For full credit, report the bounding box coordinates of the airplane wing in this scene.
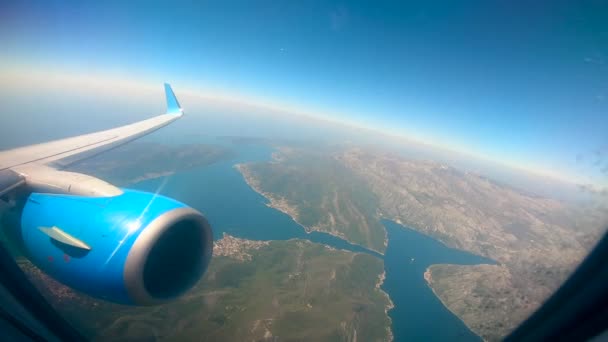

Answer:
[0,83,183,196]
[0,83,214,308]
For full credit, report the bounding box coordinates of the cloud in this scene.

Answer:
[329,6,349,31]
[573,146,608,186]
[577,183,608,197]
[578,146,608,166]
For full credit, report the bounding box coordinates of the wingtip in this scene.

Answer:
[164,83,183,115]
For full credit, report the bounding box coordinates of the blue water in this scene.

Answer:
[134,139,492,341]
[383,220,494,341]
[135,143,376,256]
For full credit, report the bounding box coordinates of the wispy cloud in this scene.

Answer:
[573,145,608,188]
[577,183,608,197]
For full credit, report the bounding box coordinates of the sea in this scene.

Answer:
[134,137,493,341]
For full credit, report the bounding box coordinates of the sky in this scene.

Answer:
[1,1,607,187]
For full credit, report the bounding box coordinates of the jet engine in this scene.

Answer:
[14,188,212,305]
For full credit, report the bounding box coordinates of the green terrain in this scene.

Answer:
[22,236,392,341]
[238,147,387,254]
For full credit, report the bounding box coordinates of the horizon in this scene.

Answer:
[2,1,606,188]
[1,65,604,201]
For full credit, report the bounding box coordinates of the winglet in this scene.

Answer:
[164,83,183,115]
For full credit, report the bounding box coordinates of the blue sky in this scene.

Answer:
[1,1,607,185]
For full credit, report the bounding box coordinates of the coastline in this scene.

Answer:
[424,267,432,284]
[376,270,395,342]
[235,163,307,228]
[235,163,385,255]
[129,171,175,184]
[236,162,394,340]
[424,266,485,342]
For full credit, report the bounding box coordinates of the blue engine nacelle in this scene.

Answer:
[17,189,213,305]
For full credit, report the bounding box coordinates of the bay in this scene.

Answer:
[134,139,492,341]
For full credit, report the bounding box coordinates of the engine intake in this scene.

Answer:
[124,207,210,304]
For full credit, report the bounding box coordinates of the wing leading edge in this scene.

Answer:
[0,84,183,171]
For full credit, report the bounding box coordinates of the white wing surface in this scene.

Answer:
[0,83,184,196]
[0,83,183,171]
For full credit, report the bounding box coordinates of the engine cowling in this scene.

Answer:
[17,189,213,305]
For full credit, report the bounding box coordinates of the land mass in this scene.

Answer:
[236,145,607,340]
[339,147,606,340]
[21,234,393,341]
[237,147,387,254]
[67,142,235,185]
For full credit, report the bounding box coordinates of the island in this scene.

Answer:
[20,234,393,341]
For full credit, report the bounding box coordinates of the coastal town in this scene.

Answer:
[213,233,270,262]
